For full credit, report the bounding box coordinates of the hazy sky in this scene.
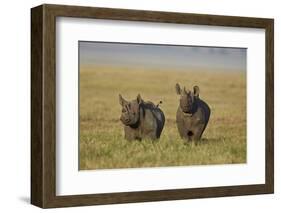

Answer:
[79,41,246,71]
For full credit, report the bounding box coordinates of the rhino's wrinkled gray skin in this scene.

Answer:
[119,94,165,141]
[175,83,210,141]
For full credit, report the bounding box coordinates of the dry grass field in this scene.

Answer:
[79,65,246,170]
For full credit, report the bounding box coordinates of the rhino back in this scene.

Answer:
[151,107,165,137]
[141,104,165,138]
[196,98,211,124]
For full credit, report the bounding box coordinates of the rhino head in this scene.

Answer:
[119,94,143,126]
[175,83,200,114]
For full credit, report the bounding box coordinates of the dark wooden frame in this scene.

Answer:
[31,4,274,208]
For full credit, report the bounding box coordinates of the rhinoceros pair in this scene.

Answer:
[119,83,211,142]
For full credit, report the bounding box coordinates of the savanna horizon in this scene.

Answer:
[79,64,246,170]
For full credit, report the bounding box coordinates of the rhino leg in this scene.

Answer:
[124,132,135,141]
[186,130,195,141]
[179,128,193,142]
[142,130,158,141]
[191,124,205,141]
[124,126,140,141]
[176,119,187,139]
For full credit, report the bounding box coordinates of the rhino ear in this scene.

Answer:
[175,83,182,95]
[193,86,200,98]
[136,94,143,104]
[119,94,127,106]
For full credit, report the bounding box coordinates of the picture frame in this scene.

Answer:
[31,4,274,208]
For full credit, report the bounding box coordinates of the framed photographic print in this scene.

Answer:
[31,4,274,208]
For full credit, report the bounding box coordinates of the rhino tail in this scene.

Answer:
[156,100,163,108]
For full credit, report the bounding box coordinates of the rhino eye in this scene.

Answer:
[122,108,126,113]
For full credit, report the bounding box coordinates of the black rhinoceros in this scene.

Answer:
[175,83,210,141]
[119,94,165,141]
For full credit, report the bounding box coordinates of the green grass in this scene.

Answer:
[79,65,246,170]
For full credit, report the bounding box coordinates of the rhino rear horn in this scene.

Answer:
[136,94,143,104]
[175,83,182,95]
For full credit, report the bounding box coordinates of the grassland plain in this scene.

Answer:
[79,65,246,170]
